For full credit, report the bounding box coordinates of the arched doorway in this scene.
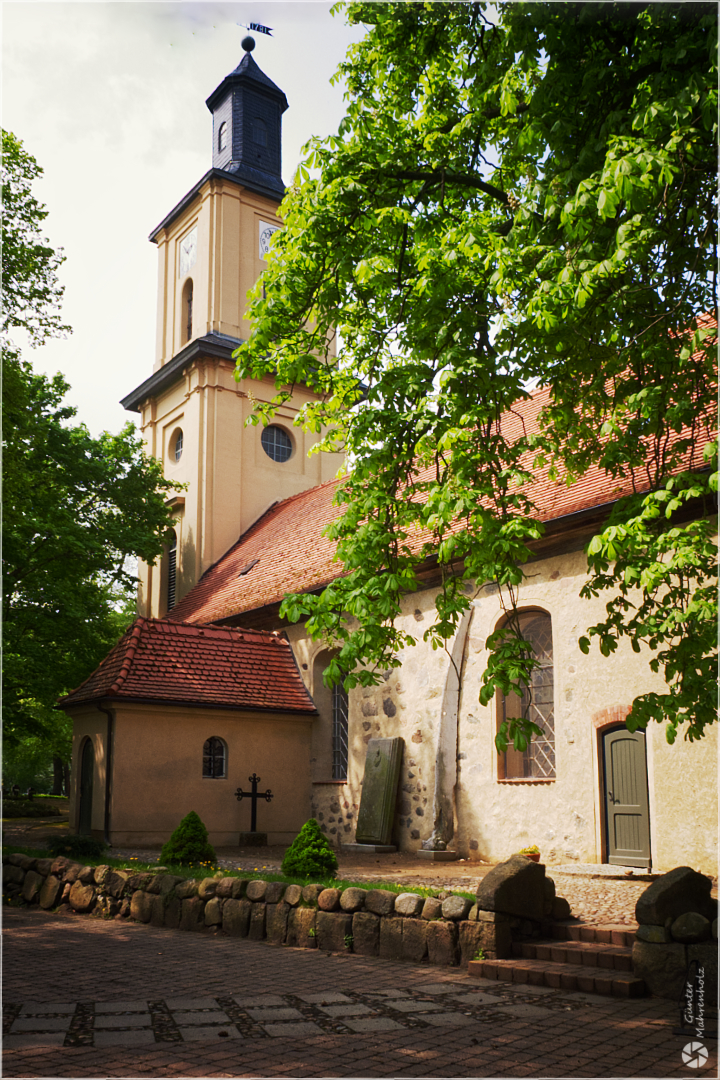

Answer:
[602,726,651,867]
[78,738,94,836]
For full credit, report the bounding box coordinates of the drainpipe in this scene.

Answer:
[422,607,473,851]
[97,703,114,845]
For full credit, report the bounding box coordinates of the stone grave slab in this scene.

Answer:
[354,737,404,847]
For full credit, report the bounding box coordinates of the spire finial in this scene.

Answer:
[241,35,255,53]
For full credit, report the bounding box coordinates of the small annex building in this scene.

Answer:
[62,46,717,877]
[60,619,317,846]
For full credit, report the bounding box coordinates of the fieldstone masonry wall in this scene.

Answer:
[2,853,514,967]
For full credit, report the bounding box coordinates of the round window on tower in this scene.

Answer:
[261,425,293,463]
[171,428,183,463]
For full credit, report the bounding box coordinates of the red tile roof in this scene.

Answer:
[59,618,317,714]
[168,367,715,628]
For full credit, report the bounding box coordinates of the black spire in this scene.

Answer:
[206,53,288,200]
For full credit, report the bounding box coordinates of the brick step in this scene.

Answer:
[468,956,646,998]
[549,921,637,947]
[511,939,633,971]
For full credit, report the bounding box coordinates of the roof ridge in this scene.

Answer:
[109,617,147,694]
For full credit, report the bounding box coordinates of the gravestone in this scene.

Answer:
[353,737,404,850]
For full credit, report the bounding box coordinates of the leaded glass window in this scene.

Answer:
[203,737,226,778]
[332,682,349,781]
[498,611,555,780]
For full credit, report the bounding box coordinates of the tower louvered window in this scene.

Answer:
[332,682,349,781]
[498,611,555,780]
[167,532,177,611]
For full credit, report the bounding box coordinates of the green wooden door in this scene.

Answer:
[603,727,651,867]
[78,739,94,836]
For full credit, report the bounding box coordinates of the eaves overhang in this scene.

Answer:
[59,694,317,717]
[148,167,283,243]
[120,333,242,413]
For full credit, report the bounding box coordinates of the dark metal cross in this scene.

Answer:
[235,773,273,833]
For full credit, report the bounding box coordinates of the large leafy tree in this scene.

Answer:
[2,130,179,774]
[235,3,717,748]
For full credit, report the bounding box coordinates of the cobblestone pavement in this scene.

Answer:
[3,907,717,1079]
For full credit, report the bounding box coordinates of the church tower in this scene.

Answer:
[122,43,342,618]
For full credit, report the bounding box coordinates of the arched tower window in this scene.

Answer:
[182,279,193,343]
[497,611,555,780]
[218,120,227,152]
[203,737,227,778]
[167,531,177,611]
[253,118,267,147]
[332,682,349,781]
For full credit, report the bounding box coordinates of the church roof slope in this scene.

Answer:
[167,373,714,627]
[58,618,317,714]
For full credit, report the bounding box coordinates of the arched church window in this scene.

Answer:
[218,120,227,153]
[261,425,293,462]
[203,737,227,778]
[253,118,267,147]
[332,682,349,781]
[497,610,555,780]
[182,279,193,343]
[167,531,177,611]
[173,430,183,462]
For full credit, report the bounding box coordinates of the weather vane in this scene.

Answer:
[238,21,273,36]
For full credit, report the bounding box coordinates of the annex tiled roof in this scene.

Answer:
[169,363,715,627]
[59,618,316,714]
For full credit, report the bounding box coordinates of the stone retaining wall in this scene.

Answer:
[2,853,515,967]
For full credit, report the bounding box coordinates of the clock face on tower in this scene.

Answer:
[259,220,280,259]
[179,227,197,278]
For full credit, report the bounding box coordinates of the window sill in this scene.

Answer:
[497,777,556,784]
[312,780,347,785]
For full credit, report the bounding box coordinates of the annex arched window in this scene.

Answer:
[218,120,228,153]
[497,610,555,780]
[167,531,177,611]
[332,682,349,781]
[203,737,227,778]
[253,118,267,147]
[260,425,293,463]
[182,278,193,343]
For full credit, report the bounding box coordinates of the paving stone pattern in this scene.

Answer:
[3,908,716,1078]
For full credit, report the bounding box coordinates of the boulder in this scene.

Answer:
[318,888,341,912]
[421,897,443,920]
[636,924,669,944]
[287,907,317,948]
[688,942,718,1006]
[215,877,234,899]
[105,871,131,898]
[179,896,206,932]
[222,898,251,937]
[35,858,54,877]
[93,865,111,886]
[204,897,223,926]
[395,893,424,918]
[130,890,154,923]
[352,912,380,956]
[475,854,546,920]
[265,882,285,904]
[379,917,403,961]
[245,879,267,902]
[316,911,353,952]
[231,878,249,899]
[197,878,217,900]
[442,896,472,921]
[69,880,96,913]
[21,870,44,903]
[427,920,459,966]
[552,897,572,920]
[3,865,25,885]
[283,883,303,907]
[339,888,366,913]
[266,902,290,943]
[671,912,711,944]
[301,884,325,905]
[365,889,396,916]
[248,902,266,940]
[78,865,96,885]
[635,867,714,925]
[632,940,687,999]
[402,918,428,962]
[39,875,63,910]
[175,879,198,900]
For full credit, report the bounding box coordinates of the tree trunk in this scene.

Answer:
[52,756,64,796]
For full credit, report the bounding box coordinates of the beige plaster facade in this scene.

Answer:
[289,544,718,877]
[67,701,313,847]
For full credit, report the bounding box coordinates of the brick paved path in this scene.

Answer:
[3,908,716,1078]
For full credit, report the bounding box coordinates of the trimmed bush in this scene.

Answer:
[281,818,338,878]
[160,810,216,867]
[47,834,107,860]
[2,801,62,819]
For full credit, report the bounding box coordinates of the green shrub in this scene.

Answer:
[160,810,216,867]
[47,834,107,860]
[2,801,62,819]
[281,818,338,878]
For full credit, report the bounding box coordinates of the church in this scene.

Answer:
[61,47,717,877]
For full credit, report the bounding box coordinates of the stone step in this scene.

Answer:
[549,921,637,947]
[468,956,646,998]
[511,939,634,971]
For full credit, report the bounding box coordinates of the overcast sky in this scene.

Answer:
[3,2,364,436]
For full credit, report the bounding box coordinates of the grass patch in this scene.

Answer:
[1,844,475,901]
